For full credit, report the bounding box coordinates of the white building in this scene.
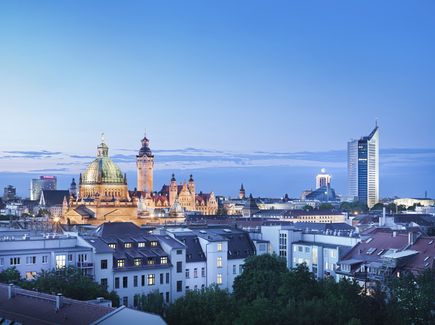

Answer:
[0,228,93,280]
[260,223,360,279]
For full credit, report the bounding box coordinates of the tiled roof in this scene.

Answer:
[41,190,70,206]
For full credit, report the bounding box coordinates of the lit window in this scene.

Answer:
[217,257,223,268]
[117,259,125,268]
[217,243,222,252]
[148,274,155,286]
[217,273,222,285]
[55,255,66,269]
[138,242,145,248]
[150,241,158,247]
[160,257,168,264]
[124,243,132,249]
[108,243,116,249]
[148,258,155,265]
[25,272,36,280]
[134,258,141,266]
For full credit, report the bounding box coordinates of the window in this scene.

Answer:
[147,258,155,265]
[217,243,222,252]
[101,259,108,269]
[166,292,169,303]
[0,258,3,266]
[134,258,141,266]
[25,271,36,280]
[330,250,336,258]
[305,247,310,253]
[42,255,48,264]
[186,286,190,292]
[194,285,198,290]
[68,254,73,262]
[108,243,116,249]
[115,277,120,289]
[10,257,20,266]
[55,255,66,269]
[201,267,205,277]
[124,243,132,249]
[233,265,236,275]
[148,274,155,286]
[176,249,182,255]
[217,257,223,268]
[150,241,158,247]
[138,242,145,248]
[78,254,88,263]
[176,261,182,273]
[134,275,138,287]
[166,273,170,284]
[185,269,190,279]
[176,280,182,292]
[160,257,168,264]
[239,265,243,274]
[26,256,36,265]
[141,275,145,286]
[201,284,205,289]
[194,268,198,278]
[298,246,303,252]
[217,273,222,285]
[123,276,128,288]
[101,278,108,288]
[160,273,164,284]
[122,297,128,306]
[279,233,287,258]
[117,259,125,268]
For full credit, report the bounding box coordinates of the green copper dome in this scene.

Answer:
[81,141,126,185]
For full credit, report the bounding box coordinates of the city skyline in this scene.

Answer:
[1,1,435,198]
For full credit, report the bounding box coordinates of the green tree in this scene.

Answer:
[303,204,314,211]
[166,285,234,325]
[21,267,119,306]
[233,254,288,302]
[0,267,21,284]
[135,290,165,316]
[371,203,384,211]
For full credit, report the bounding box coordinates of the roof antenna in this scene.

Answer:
[101,132,105,143]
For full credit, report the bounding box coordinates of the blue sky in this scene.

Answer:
[0,1,434,198]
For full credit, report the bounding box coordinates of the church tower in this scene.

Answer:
[136,134,154,194]
[169,174,178,206]
[239,183,246,200]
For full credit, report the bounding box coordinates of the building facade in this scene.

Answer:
[348,125,379,208]
[31,176,57,201]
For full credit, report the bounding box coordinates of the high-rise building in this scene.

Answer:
[315,168,331,189]
[347,125,379,208]
[3,185,16,201]
[30,176,57,201]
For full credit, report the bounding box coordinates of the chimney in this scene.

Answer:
[8,284,14,299]
[408,232,418,246]
[55,293,63,311]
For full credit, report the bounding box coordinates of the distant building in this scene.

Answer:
[316,169,331,189]
[2,185,16,202]
[348,125,379,208]
[30,176,57,201]
[39,190,70,217]
[393,197,435,208]
[239,184,246,200]
[304,186,337,202]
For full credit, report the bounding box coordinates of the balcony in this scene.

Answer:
[77,262,94,268]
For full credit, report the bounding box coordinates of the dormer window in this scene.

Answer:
[150,241,158,247]
[148,258,155,265]
[134,258,142,266]
[138,242,146,248]
[108,243,116,249]
[161,257,168,264]
[117,259,125,268]
[124,243,132,249]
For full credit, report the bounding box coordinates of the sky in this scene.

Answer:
[0,1,434,198]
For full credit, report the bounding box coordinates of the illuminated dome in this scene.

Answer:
[81,140,126,185]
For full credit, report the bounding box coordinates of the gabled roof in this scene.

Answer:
[174,233,206,262]
[40,190,70,206]
[96,222,142,237]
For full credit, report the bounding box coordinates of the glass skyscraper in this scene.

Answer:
[347,126,379,208]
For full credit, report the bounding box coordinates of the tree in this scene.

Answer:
[21,267,119,306]
[303,204,314,211]
[319,203,334,211]
[166,285,234,325]
[135,290,165,316]
[371,203,384,211]
[233,254,288,302]
[0,267,21,284]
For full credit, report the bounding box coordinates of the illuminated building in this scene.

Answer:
[30,176,57,201]
[348,125,379,208]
